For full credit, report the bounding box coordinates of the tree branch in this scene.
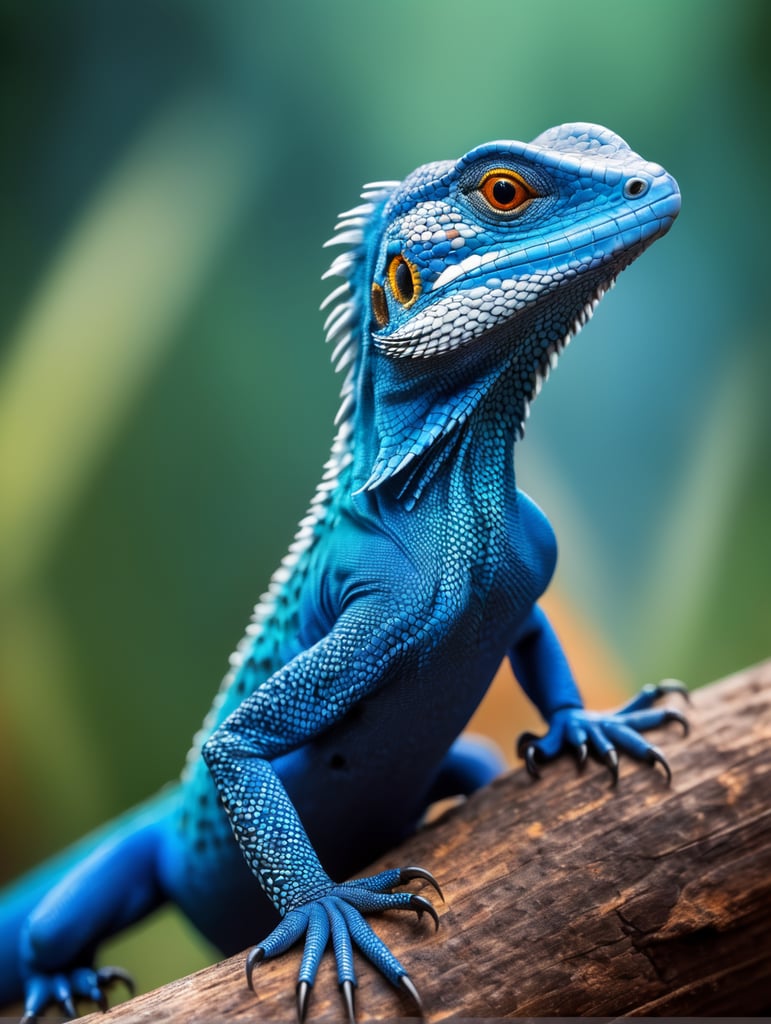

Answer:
[83,661,771,1021]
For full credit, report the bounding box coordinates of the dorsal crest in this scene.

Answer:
[320,181,399,430]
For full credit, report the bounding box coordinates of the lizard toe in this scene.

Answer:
[21,963,134,1021]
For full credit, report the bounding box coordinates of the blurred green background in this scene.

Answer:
[1,0,769,996]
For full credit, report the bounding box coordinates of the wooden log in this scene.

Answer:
[83,661,771,1021]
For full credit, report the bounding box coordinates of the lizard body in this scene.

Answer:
[0,123,682,1021]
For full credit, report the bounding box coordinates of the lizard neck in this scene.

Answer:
[347,302,540,515]
[346,263,617,515]
[349,340,525,524]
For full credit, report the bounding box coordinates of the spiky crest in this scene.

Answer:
[182,182,397,770]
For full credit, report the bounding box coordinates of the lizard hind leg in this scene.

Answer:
[12,790,177,1021]
[423,734,507,808]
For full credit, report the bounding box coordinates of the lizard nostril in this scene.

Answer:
[624,176,649,199]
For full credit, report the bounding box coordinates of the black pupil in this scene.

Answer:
[492,178,517,205]
[394,259,414,301]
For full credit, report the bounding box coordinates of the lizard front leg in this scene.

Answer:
[202,598,439,1021]
[510,605,688,784]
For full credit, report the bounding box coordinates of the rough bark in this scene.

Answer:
[83,661,771,1021]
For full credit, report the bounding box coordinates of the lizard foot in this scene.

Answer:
[21,965,134,1022]
[517,679,689,786]
[246,867,441,1021]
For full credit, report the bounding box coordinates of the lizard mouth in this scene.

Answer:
[372,258,619,366]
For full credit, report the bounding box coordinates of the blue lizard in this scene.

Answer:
[0,123,683,1022]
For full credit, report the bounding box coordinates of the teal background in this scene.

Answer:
[1,0,769,994]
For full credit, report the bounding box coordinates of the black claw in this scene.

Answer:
[20,1014,37,1024]
[62,995,77,1019]
[576,742,588,769]
[516,730,539,757]
[398,866,444,901]
[97,966,136,998]
[409,894,440,931]
[647,746,672,785]
[245,946,265,991]
[604,748,619,786]
[95,991,109,1014]
[658,678,691,703]
[340,979,356,1024]
[296,980,312,1024]
[524,744,541,779]
[399,974,425,1017]
[663,708,690,736]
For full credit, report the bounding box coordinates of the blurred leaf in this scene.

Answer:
[0,93,259,595]
[633,343,763,681]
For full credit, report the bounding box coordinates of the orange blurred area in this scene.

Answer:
[468,589,630,767]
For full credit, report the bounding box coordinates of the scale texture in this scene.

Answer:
[0,123,681,1022]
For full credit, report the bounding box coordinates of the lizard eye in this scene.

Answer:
[371,282,389,327]
[477,168,535,214]
[387,254,421,308]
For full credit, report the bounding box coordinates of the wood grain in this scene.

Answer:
[82,661,771,1021]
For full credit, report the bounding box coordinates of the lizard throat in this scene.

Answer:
[519,275,617,437]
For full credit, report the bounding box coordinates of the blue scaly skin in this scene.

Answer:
[1,123,683,1022]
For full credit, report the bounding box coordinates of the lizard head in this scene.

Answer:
[368,123,679,361]
[322,124,680,499]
